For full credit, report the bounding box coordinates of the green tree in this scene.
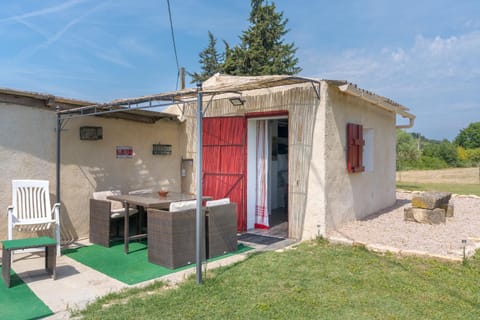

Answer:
[437,139,458,166]
[466,148,480,164]
[223,0,301,76]
[190,31,224,83]
[454,122,480,149]
[396,129,421,170]
[422,139,458,166]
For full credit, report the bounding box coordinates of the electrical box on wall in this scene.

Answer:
[80,126,103,140]
[152,144,172,155]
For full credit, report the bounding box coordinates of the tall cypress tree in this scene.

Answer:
[223,0,301,76]
[190,31,224,83]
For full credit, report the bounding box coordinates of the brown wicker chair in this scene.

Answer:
[206,202,238,258]
[89,191,138,247]
[147,207,206,269]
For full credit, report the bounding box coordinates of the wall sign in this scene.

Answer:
[116,146,133,158]
[152,144,172,155]
[80,126,103,140]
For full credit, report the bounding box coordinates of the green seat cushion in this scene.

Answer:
[2,237,56,250]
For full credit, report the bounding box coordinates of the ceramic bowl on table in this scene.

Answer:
[158,190,168,197]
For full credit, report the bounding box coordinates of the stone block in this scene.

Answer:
[404,207,415,222]
[411,192,451,210]
[411,207,446,224]
[446,203,454,217]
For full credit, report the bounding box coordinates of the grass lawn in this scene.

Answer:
[397,182,480,197]
[75,239,480,319]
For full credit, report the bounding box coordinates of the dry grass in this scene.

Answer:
[396,167,480,184]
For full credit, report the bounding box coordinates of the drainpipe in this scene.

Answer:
[396,117,415,129]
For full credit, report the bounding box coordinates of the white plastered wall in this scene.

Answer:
[0,104,57,241]
[321,84,397,234]
[302,82,328,240]
[0,103,182,242]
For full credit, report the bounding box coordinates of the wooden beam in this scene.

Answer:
[98,112,160,123]
[0,93,50,109]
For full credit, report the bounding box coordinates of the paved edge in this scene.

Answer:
[327,235,472,262]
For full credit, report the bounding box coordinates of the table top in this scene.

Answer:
[107,192,212,208]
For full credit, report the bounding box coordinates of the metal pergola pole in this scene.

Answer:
[195,83,203,285]
[55,106,61,204]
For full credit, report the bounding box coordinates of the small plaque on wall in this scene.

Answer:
[152,144,172,155]
[116,146,133,158]
[80,126,103,140]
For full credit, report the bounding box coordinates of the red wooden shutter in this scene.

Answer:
[347,123,365,173]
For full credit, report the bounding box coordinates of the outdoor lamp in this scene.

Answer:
[229,97,245,106]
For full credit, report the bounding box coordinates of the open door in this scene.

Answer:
[247,116,289,235]
[202,116,247,231]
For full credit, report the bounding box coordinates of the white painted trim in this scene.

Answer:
[247,120,257,230]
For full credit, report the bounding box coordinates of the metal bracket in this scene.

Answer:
[203,93,217,116]
[311,81,321,100]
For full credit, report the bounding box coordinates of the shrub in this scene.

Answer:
[466,148,480,164]
[418,156,449,170]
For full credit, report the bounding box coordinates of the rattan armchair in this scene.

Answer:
[206,201,238,258]
[89,190,138,247]
[147,206,206,269]
[147,200,237,269]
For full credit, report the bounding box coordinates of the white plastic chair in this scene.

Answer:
[7,180,61,256]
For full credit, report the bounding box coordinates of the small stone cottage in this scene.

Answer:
[0,74,415,244]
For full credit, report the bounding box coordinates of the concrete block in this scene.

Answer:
[411,192,451,210]
[411,207,446,224]
[446,203,454,217]
[440,203,454,217]
[404,207,415,222]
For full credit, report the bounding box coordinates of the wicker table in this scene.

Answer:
[107,192,211,254]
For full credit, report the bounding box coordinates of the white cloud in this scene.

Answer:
[303,30,480,139]
[310,31,480,86]
[119,38,155,57]
[9,2,108,63]
[391,48,407,63]
[0,0,87,23]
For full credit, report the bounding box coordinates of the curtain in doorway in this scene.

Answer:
[255,120,269,229]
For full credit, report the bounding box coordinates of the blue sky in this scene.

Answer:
[0,0,479,140]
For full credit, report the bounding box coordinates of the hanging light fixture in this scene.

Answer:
[229,97,245,106]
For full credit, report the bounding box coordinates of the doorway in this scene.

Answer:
[247,117,288,237]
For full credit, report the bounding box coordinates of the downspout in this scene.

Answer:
[395,115,415,129]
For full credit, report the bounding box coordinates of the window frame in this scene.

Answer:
[347,123,365,173]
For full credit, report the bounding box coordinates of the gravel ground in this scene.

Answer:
[327,191,480,261]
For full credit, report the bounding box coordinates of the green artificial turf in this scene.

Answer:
[0,267,53,320]
[64,241,252,285]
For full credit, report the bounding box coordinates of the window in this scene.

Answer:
[347,123,365,173]
[363,128,374,172]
